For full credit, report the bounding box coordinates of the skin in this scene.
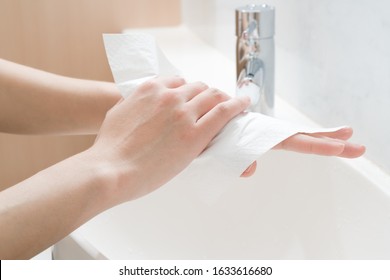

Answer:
[0,59,119,135]
[242,127,365,177]
[0,59,365,259]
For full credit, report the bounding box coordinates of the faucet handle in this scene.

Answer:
[236,4,275,39]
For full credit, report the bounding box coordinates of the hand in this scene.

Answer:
[91,76,250,202]
[241,127,366,177]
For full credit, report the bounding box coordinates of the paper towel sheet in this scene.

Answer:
[104,33,180,98]
[103,33,343,202]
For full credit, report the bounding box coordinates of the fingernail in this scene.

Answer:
[238,95,251,107]
[331,142,346,155]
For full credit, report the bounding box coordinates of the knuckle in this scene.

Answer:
[214,102,231,116]
[175,76,186,85]
[194,81,209,91]
[138,78,159,92]
[209,88,228,102]
[173,107,188,121]
[159,90,181,106]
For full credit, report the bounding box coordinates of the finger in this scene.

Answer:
[196,96,250,142]
[334,140,366,158]
[241,161,257,177]
[175,81,209,101]
[187,88,231,119]
[153,76,186,89]
[304,127,353,141]
[275,133,347,156]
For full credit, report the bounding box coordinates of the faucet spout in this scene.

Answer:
[235,4,275,116]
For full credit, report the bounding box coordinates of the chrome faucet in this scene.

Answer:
[235,4,275,115]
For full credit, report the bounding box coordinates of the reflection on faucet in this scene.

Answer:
[236,4,275,116]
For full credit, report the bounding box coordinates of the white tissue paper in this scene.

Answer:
[103,33,180,98]
[103,33,343,203]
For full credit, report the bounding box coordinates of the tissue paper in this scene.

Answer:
[103,33,343,203]
[103,33,180,98]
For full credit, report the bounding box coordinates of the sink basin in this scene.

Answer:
[53,26,390,260]
[54,151,390,259]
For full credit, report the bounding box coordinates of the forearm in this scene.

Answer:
[0,149,121,259]
[0,59,121,135]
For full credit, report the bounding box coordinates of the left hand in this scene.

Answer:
[240,127,365,177]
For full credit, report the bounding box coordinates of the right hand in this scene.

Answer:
[90,76,250,202]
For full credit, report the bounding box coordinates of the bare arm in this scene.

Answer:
[0,59,120,135]
[0,150,113,259]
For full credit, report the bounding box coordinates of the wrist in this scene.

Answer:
[77,147,137,210]
[69,79,121,135]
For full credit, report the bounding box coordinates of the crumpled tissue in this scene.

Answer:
[103,33,343,203]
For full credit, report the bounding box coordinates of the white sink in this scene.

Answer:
[53,26,390,260]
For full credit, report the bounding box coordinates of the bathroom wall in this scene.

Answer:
[0,0,181,189]
[182,0,390,174]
